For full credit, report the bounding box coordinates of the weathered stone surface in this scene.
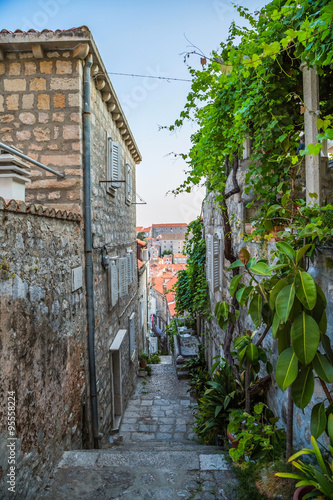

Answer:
[0,209,87,499]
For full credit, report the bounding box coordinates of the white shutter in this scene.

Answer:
[126,164,132,202]
[119,257,128,297]
[129,312,136,359]
[109,259,119,307]
[206,235,213,285]
[111,140,121,188]
[213,234,220,292]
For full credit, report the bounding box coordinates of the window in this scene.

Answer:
[126,164,132,203]
[118,257,128,298]
[129,312,136,360]
[107,137,121,191]
[108,258,119,308]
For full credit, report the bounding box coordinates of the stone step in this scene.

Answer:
[57,447,231,471]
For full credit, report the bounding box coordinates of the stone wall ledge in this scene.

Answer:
[0,196,81,221]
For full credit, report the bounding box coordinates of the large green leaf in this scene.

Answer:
[318,311,327,335]
[328,413,333,443]
[275,347,298,390]
[276,241,296,262]
[292,367,314,409]
[291,312,320,365]
[296,244,312,265]
[230,273,243,296]
[269,277,288,310]
[227,260,244,270]
[311,403,327,439]
[312,352,333,383]
[236,285,253,306]
[249,294,263,327]
[295,271,317,310]
[272,313,280,338]
[276,284,295,323]
[248,262,271,276]
[277,327,290,354]
[322,334,333,364]
[246,343,258,363]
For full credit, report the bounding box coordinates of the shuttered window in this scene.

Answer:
[126,164,132,202]
[118,257,128,297]
[213,234,220,292]
[107,138,121,190]
[108,259,119,308]
[126,253,132,284]
[132,252,136,281]
[129,312,136,360]
[206,235,213,285]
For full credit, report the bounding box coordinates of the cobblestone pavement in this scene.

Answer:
[44,356,237,500]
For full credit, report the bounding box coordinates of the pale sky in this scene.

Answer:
[0,0,267,226]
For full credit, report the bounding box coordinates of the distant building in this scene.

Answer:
[160,233,185,254]
[162,254,173,265]
[173,253,187,264]
[152,223,187,238]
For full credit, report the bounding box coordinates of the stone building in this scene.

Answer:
[160,233,185,255]
[151,223,187,238]
[0,26,141,497]
[202,66,333,450]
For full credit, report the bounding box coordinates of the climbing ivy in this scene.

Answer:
[173,217,210,318]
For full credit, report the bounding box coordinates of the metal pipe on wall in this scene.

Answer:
[83,53,100,449]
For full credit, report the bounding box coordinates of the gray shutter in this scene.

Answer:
[119,257,128,297]
[129,312,136,359]
[109,259,118,307]
[111,141,121,188]
[132,252,136,281]
[126,253,132,284]
[206,235,213,285]
[126,164,132,201]
[213,235,220,292]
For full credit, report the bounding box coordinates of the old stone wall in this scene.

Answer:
[89,75,139,440]
[203,166,333,450]
[0,199,88,499]
[0,51,83,213]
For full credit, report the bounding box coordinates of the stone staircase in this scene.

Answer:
[43,441,237,500]
[43,357,237,499]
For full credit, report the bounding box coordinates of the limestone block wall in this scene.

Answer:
[0,51,83,213]
[0,199,88,499]
[88,76,139,438]
[203,170,333,450]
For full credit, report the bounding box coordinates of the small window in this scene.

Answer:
[107,137,121,191]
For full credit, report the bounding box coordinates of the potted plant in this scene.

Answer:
[276,435,333,499]
[139,351,149,368]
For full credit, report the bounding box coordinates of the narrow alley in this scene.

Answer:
[43,356,237,500]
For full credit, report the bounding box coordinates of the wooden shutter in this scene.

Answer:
[129,312,136,359]
[131,252,136,281]
[126,253,132,284]
[213,234,220,292]
[109,259,118,307]
[206,235,213,285]
[126,164,132,202]
[118,257,128,297]
[111,140,121,188]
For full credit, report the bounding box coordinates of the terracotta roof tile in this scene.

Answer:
[0,197,81,221]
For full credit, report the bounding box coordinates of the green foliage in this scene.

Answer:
[193,359,243,444]
[276,435,333,499]
[182,345,209,396]
[173,217,210,317]
[162,250,173,256]
[228,403,286,467]
[165,319,178,352]
[225,245,332,438]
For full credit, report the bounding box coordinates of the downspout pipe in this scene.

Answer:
[83,53,100,449]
